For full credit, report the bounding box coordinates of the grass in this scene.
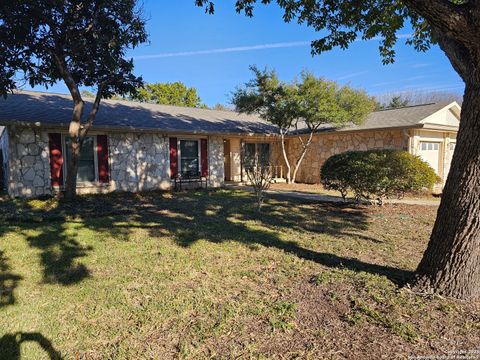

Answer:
[0,189,478,359]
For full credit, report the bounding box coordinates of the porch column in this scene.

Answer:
[229,138,242,182]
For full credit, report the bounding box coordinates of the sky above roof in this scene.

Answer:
[31,0,463,107]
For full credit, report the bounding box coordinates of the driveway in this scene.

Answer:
[225,184,441,206]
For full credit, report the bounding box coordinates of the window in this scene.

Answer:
[64,136,96,183]
[420,142,440,151]
[243,142,270,169]
[180,139,199,175]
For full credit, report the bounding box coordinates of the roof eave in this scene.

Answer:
[0,120,278,138]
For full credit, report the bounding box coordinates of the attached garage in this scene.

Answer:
[418,141,441,174]
[287,101,461,187]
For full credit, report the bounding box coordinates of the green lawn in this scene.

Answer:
[0,190,478,359]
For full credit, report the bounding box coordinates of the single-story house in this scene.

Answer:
[0,91,460,198]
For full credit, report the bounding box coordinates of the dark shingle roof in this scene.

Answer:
[347,102,454,131]
[0,91,458,135]
[292,101,458,134]
[0,91,277,135]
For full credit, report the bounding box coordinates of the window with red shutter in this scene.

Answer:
[169,137,178,178]
[96,135,110,183]
[48,133,63,187]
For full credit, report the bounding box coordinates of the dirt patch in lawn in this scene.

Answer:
[271,182,441,201]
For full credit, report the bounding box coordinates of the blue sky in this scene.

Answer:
[34,0,464,107]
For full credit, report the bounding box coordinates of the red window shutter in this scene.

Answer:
[169,137,178,178]
[48,133,63,187]
[201,138,208,177]
[96,135,110,183]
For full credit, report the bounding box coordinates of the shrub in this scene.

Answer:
[320,150,437,204]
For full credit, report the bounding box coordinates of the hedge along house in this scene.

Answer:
[286,101,461,185]
[0,91,460,198]
[0,91,282,198]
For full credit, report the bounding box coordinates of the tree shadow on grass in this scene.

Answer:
[0,332,62,360]
[0,250,22,307]
[113,190,413,285]
[0,189,413,287]
[20,223,92,285]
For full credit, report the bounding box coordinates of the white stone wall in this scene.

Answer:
[5,129,226,198]
[109,132,171,192]
[6,126,52,197]
[208,136,225,187]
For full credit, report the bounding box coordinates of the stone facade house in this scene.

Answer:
[0,91,460,198]
[287,102,461,184]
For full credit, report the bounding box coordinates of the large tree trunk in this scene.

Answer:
[63,100,85,201]
[412,82,480,300]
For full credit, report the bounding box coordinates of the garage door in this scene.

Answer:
[419,142,441,174]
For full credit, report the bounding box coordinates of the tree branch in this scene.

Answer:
[402,0,469,38]
[51,51,82,104]
[80,82,106,138]
[436,32,473,82]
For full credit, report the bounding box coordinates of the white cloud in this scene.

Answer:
[133,33,412,60]
[411,63,431,69]
[133,41,311,60]
[337,70,369,80]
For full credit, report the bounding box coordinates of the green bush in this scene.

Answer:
[320,149,437,204]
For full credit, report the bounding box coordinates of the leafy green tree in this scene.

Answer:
[0,1,147,200]
[233,68,373,183]
[80,90,95,98]
[292,72,375,181]
[211,103,230,111]
[132,82,205,108]
[387,96,410,109]
[232,66,298,183]
[196,0,480,300]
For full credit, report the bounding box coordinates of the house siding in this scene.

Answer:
[109,132,171,193]
[207,136,225,187]
[4,127,226,198]
[5,126,52,197]
[286,130,408,184]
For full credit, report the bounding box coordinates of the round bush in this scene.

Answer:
[320,149,437,203]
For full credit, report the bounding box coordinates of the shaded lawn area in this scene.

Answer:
[0,190,478,359]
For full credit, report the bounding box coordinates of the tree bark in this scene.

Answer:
[292,131,314,183]
[279,130,292,183]
[412,81,480,300]
[63,100,85,201]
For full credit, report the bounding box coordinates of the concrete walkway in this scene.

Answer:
[225,184,441,206]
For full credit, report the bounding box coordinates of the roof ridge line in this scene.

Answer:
[374,102,440,112]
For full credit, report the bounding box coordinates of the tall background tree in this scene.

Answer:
[232,66,298,183]
[131,82,206,108]
[292,72,375,181]
[233,68,374,183]
[376,90,463,109]
[196,0,480,300]
[379,95,411,109]
[0,1,147,199]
